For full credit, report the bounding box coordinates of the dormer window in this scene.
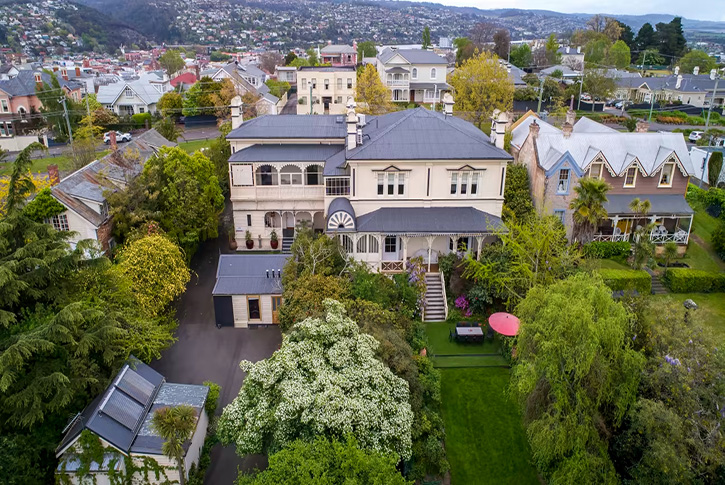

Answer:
[589,162,603,179]
[659,162,675,187]
[624,166,637,188]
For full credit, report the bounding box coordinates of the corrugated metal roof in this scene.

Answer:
[321,44,357,54]
[229,144,344,163]
[356,207,505,233]
[213,254,288,295]
[227,115,347,139]
[572,117,618,134]
[328,197,355,218]
[378,48,447,65]
[604,194,694,215]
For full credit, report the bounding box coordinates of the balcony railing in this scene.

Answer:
[381,261,404,272]
[592,233,630,242]
[650,230,689,244]
[387,80,409,87]
[231,185,324,201]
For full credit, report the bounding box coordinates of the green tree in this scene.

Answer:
[158,91,183,119]
[116,234,190,316]
[569,177,611,244]
[628,198,654,269]
[22,187,65,222]
[284,51,297,65]
[662,241,678,269]
[279,274,350,331]
[158,49,185,77]
[151,405,198,485]
[502,164,534,222]
[545,33,561,65]
[108,146,224,257]
[679,49,717,75]
[355,64,393,115]
[655,17,688,58]
[264,79,290,98]
[205,121,232,195]
[153,117,182,142]
[583,70,616,111]
[607,40,631,68]
[218,300,414,459]
[709,151,723,187]
[511,273,645,483]
[210,51,230,62]
[357,41,376,61]
[509,43,533,68]
[636,49,665,67]
[454,37,476,66]
[449,50,514,127]
[619,23,635,49]
[2,142,46,214]
[422,26,431,50]
[237,436,410,485]
[306,48,319,66]
[584,36,610,64]
[493,29,511,60]
[634,23,657,51]
[182,77,234,117]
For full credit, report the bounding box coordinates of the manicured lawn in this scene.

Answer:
[0,150,112,177]
[440,368,539,485]
[426,321,500,355]
[178,139,214,153]
[581,258,630,270]
[683,241,724,272]
[650,293,725,343]
[692,206,719,242]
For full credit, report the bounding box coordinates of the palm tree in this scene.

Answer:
[663,241,678,269]
[628,198,654,269]
[569,177,611,244]
[628,197,652,230]
[151,405,198,485]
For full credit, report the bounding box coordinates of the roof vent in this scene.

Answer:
[357,114,366,126]
[336,115,344,123]
[356,128,363,146]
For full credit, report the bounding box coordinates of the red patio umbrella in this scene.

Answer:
[488,312,520,336]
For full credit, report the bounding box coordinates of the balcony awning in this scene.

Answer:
[386,67,410,74]
[356,207,505,234]
[409,82,450,90]
[604,194,694,216]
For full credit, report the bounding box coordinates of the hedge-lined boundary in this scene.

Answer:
[597,269,652,295]
[664,268,725,293]
[582,241,631,259]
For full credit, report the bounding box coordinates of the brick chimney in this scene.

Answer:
[636,120,649,133]
[52,66,58,72]
[529,120,540,139]
[61,68,68,81]
[565,108,576,126]
[562,122,573,138]
[47,164,60,185]
[34,72,42,88]
[109,131,117,151]
[75,66,81,77]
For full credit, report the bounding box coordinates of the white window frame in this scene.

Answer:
[377,172,406,197]
[48,214,69,231]
[589,162,603,179]
[1,99,8,113]
[624,166,638,188]
[347,78,353,89]
[124,87,133,98]
[430,68,437,79]
[301,78,307,89]
[450,172,458,195]
[411,68,418,79]
[556,169,570,194]
[336,78,342,90]
[451,171,480,196]
[658,162,675,187]
[554,210,565,224]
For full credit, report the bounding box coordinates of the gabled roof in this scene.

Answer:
[572,116,618,134]
[0,70,82,97]
[347,108,512,161]
[96,77,166,106]
[378,48,446,65]
[510,112,559,149]
[213,254,288,295]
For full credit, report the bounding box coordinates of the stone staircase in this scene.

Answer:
[645,267,668,294]
[281,237,293,253]
[424,273,447,322]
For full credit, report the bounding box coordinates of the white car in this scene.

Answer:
[104,131,132,144]
[689,131,704,142]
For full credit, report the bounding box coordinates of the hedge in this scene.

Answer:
[582,241,631,259]
[664,268,725,293]
[597,269,652,294]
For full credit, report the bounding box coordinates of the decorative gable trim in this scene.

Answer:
[373,165,412,172]
[649,152,688,178]
[618,158,646,177]
[582,152,616,177]
[544,152,584,178]
[446,164,487,172]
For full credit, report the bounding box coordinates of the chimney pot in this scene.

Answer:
[562,122,573,138]
[231,95,243,130]
[47,164,60,185]
[75,67,81,76]
[674,66,680,75]
[266,269,269,278]
[636,120,649,133]
[109,131,117,151]
[693,66,700,75]
[529,120,540,138]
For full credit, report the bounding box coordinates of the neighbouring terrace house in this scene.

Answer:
[55,359,209,484]
[615,69,725,109]
[46,129,175,252]
[511,110,696,247]
[375,48,449,103]
[297,65,357,115]
[320,43,358,67]
[225,94,510,274]
[96,71,171,116]
[212,253,287,327]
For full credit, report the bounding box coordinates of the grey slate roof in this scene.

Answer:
[0,70,82,97]
[321,44,357,54]
[346,108,512,161]
[378,48,447,65]
[227,115,347,139]
[229,144,345,163]
[213,254,288,295]
[356,207,505,234]
[616,73,724,93]
[298,65,356,73]
[604,194,694,215]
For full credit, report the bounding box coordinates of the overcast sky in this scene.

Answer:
[433,0,724,22]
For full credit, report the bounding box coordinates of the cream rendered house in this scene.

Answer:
[226,95,510,270]
[297,66,356,115]
[375,48,449,103]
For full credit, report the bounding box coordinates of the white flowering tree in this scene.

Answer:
[218,299,413,460]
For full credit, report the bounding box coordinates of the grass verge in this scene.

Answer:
[650,293,725,344]
[179,139,214,153]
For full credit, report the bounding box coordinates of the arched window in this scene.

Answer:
[430,68,437,79]
[255,165,278,186]
[339,235,353,254]
[411,68,418,79]
[280,165,303,185]
[305,165,323,185]
[368,235,379,253]
[17,106,26,120]
[355,235,379,253]
[356,235,367,253]
[264,212,280,228]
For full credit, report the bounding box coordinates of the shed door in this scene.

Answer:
[213,296,234,327]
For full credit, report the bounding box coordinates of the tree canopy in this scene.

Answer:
[509,43,533,68]
[422,26,431,49]
[355,64,393,115]
[357,41,376,60]
[158,50,185,76]
[678,49,717,75]
[218,300,414,460]
[607,40,631,69]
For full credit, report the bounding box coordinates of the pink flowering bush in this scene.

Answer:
[454,295,472,317]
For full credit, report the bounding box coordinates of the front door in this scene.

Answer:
[272,296,282,324]
[323,97,332,114]
[213,296,234,327]
[384,235,398,260]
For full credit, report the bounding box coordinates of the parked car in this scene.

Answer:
[605,99,619,107]
[103,131,132,144]
[689,131,704,142]
[614,100,631,109]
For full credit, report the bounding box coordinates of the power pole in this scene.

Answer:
[60,97,73,146]
[640,50,646,77]
[705,75,720,132]
[577,73,584,111]
[537,77,544,114]
[647,89,656,122]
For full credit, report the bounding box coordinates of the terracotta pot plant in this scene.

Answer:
[270,230,279,249]
[245,230,254,249]
[228,227,238,250]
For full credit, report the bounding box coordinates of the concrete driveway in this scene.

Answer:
[151,235,282,484]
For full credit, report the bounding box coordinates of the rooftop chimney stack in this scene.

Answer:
[693,66,700,75]
[674,66,680,75]
[676,75,683,89]
[109,131,117,151]
[565,107,576,126]
[346,97,358,150]
[711,69,718,81]
[562,122,573,138]
[494,112,508,149]
[231,95,243,130]
[529,120,540,139]
[47,164,60,185]
[75,67,81,77]
[61,68,68,81]
[636,120,649,133]
[442,92,454,117]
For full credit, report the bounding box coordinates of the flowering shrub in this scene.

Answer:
[454,295,472,317]
[218,300,413,460]
[405,256,427,313]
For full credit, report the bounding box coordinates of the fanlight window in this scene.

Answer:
[327,211,355,230]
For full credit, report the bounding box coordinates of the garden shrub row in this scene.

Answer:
[597,269,651,294]
[582,241,631,259]
[663,268,725,293]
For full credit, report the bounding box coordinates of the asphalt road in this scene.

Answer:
[151,235,282,484]
[280,91,297,115]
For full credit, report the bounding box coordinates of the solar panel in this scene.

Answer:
[117,368,155,405]
[102,390,144,430]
